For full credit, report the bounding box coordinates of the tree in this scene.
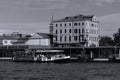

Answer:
[113,28,120,46]
[99,36,114,46]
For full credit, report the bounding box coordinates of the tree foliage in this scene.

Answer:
[99,36,114,46]
[113,28,120,46]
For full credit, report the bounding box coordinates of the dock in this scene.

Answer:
[0,45,120,62]
[0,57,12,61]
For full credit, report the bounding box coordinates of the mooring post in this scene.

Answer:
[70,48,71,56]
[99,48,100,58]
[119,49,120,58]
[114,46,117,57]
[90,51,93,59]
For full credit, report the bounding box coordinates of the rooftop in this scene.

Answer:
[53,14,98,22]
[29,33,55,39]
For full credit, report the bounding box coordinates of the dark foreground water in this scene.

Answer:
[0,61,120,80]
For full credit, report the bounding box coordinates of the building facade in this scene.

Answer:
[50,14,99,47]
[2,32,29,45]
[25,33,53,46]
[1,32,54,46]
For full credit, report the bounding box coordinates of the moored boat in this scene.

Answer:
[12,51,35,62]
[34,50,70,62]
[40,54,70,62]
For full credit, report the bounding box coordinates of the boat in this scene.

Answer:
[12,50,70,62]
[40,54,70,62]
[12,51,35,62]
[34,50,70,62]
[93,58,109,62]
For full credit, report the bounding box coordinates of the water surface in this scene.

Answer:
[0,61,120,80]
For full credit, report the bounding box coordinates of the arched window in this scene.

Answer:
[69,36,71,41]
[82,29,84,33]
[69,29,71,33]
[56,24,58,27]
[74,36,77,41]
[60,36,62,41]
[65,36,67,42]
[82,22,84,26]
[60,24,62,27]
[79,29,81,33]
[69,23,71,26]
[60,29,62,33]
[65,23,66,27]
[65,29,67,33]
[74,23,77,26]
[74,29,77,34]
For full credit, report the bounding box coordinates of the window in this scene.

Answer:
[60,36,62,41]
[79,36,81,41]
[60,29,62,33]
[79,23,81,26]
[65,36,67,42]
[74,29,77,34]
[82,29,84,33]
[56,36,57,41]
[4,40,7,43]
[60,24,62,27]
[69,29,71,33]
[74,36,77,41]
[65,23,66,27]
[79,29,81,33]
[91,24,94,27]
[86,29,88,33]
[82,35,84,40]
[65,29,67,33]
[74,23,77,26]
[82,22,84,26]
[69,23,71,26]
[56,24,58,27]
[56,30,58,34]
[69,36,71,41]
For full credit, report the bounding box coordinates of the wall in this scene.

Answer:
[25,39,50,46]
[2,40,15,45]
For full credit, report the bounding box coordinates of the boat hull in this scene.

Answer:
[13,57,35,62]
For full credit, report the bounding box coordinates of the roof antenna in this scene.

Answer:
[51,10,54,22]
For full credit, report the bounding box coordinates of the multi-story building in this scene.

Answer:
[50,14,99,47]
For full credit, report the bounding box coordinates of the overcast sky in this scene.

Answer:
[0,0,120,36]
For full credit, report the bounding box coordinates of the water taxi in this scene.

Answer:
[34,50,70,62]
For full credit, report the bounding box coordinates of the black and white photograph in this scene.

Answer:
[0,0,120,80]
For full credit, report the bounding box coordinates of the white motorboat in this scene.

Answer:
[34,50,70,62]
[40,54,70,62]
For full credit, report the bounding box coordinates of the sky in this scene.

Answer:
[0,0,120,37]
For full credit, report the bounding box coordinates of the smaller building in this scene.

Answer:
[2,36,29,46]
[25,33,54,46]
[1,32,30,45]
[0,32,54,46]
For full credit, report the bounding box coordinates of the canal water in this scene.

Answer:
[0,61,120,80]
